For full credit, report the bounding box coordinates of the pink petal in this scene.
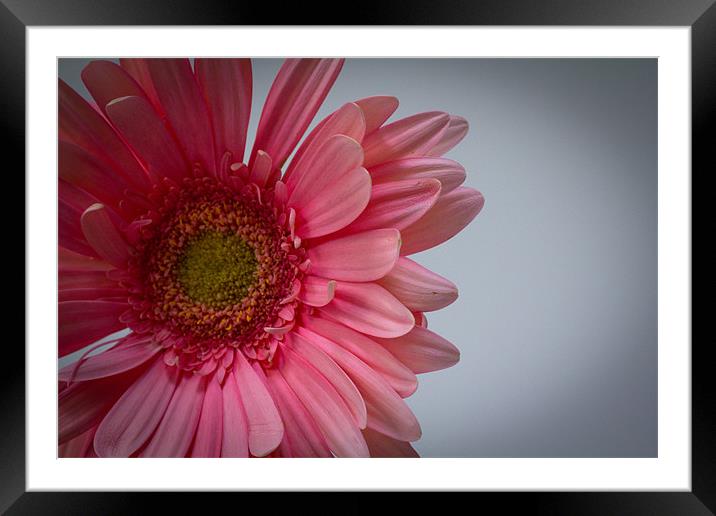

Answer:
[250,58,344,169]
[247,150,273,188]
[265,367,332,457]
[286,134,370,239]
[190,375,223,457]
[146,59,216,174]
[59,425,98,458]
[105,95,189,184]
[355,95,399,134]
[343,178,441,234]
[301,315,417,397]
[58,300,128,357]
[119,59,164,115]
[279,344,369,457]
[221,371,250,457]
[426,115,469,156]
[59,79,150,193]
[362,112,450,168]
[294,166,371,240]
[363,427,419,458]
[80,204,131,268]
[141,373,205,457]
[284,102,366,182]
[59,269,117,291]
[94,358,180,457]
[298,276,336,307]
[285,331,367,428]
[59,371,138,444]
[400,187,484,255]
[374,325,460,374]
[318,281,414,338]
[59,247,112,273]
[232,352,284,457]
[307,229,400,282]
[304,327,421,442]
[58,286,127,302]
[59,141,134,217]
[414,311,428,328]
[59,195,99,258]
[59,334,161,383]
[287,134,363,200]
[195,58,252,166]
[81,60,148,118]
[370,157,466,194]
[376,256,458,312]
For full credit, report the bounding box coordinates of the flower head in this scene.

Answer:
[59,58,484,457]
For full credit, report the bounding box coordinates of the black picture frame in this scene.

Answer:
[4,0,711,513]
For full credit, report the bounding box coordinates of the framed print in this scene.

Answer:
[6,0,712,513]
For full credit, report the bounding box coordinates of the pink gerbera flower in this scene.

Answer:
[58,58,484,458]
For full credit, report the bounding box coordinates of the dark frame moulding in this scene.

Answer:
[3,0,711,513]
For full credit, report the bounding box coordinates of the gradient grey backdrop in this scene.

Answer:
[59,58,657,458]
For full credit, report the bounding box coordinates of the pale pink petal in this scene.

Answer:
[80,204,131,268]
[105,95,189,183]
[355,95,399,134]
[250,58,344,169]
[362,112,449,168]
[59,334,161,383]
[426,115,469,156]
[284,102,366,182]
[287,134,370,239]
[58,300,128,357]
[146,59,216,174]
[300,315,417,397]
[400,187,484,255]
[287,134,363,201]
[304,328,421,442]
[81,60,149,117]
[294,166,371,240]
[279,344,369,457]
[232,352,284,457]
[94,358,180,457]
[265,367,332,457]
[59,79,150,193]
[363,427,419,458]
[195,58,252,166]
[285,331,367,428]
[221,371,250,457]
[298,276,336,307]
[59,371,138,444]
[318,281,414,338]
[370,157,466,194]
[307,229,400,282]
[343,179,441,234]
[377,256,458,312]
[190,375,223,457]
[141,373,205,457]
[374,325,460,374]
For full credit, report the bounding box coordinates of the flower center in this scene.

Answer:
[177,231,258,309]
[135,180,299,348]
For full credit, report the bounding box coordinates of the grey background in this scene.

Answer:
[59,58,657,458]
